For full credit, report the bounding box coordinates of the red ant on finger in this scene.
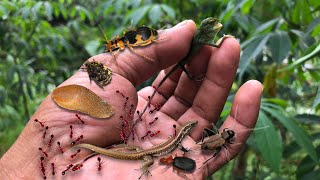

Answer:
[38,147,48,157]
[97,157,103,172]
[149,117,159,125]
[34,119,45,128]
[72,164,84,171]
[69,125,73,139]
[57,141,64,154]
[39,157,47,179]
[42,126,49,139]
[47,134,54,147]
[62,164,73,175]
[75,114,85,124]
[51,162,56,176]
[70,149,81,158]
[71,135,84,145]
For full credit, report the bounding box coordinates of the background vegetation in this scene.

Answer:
[0,0,319,179]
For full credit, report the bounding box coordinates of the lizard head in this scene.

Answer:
[181,121,198,135]
[197,17,223,44]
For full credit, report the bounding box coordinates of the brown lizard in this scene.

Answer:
[76,121,197,178]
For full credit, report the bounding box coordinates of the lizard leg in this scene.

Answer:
[178,63,205,81]
[202,34,234,48]
[138,155,154,179]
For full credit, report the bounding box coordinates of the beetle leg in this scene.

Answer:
[127,45,156,62]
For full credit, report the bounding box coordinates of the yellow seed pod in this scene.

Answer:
[52,84,114,118]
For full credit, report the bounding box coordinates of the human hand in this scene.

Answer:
[0,20,262,180]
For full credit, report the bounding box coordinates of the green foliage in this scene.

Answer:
[1,0,319,179]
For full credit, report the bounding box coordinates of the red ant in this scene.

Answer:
[136,111,143,121]
[141,130,151,140]
[47,134,54,147]
[34,119,45,128]
[173,124,177,136]
[39,157,47,179]
[150,130,160,137]
[116,90,129,108]
[71,135,84,145]
[120,125,127,143]
[149,117,159,125]
[42,126,49,139]
[69,125,73,139]
[51,162,56,176]
[75,114,85,124]
[62,164,73,175]
[147,96,151,108]
[72,164,83,171]
[57,141,64,154]
[128,104,134,116]
[70,149,81,158]
[97,157,103,171]
[120,116,128,126]
[132,129,135,141]
[116,90,125,98]
[123,97,129,108]
[149,99,161,114]
[38,147,48,157]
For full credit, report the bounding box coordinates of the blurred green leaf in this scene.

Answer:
[76,5,92,22]
[297,146,320,179]
[254,111,282,172]
[262,106,318,162]
[268,31,291,65]
[311,24,320,37]
[125,5,150,25]
[295,114,320,124]
[292,0,313,24]
[284,132,320,158]
[85,40,100,56]
[312,86,320,109]
[241,0,255,15]
[290,29,315,49]
[43,2,52,20]
[26,82,33,100]
[160,4,175,19]
[280,43,320,71]
[255,18,279,34]
[8,65,16,82]
[262,98,287,108]
[149,4,162,25]
[239,34,270,79]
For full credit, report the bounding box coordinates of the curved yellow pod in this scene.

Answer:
[52,84,114,118]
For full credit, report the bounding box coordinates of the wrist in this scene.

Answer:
[0,119,43,179]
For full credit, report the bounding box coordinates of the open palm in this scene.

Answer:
[0,20,262,180]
